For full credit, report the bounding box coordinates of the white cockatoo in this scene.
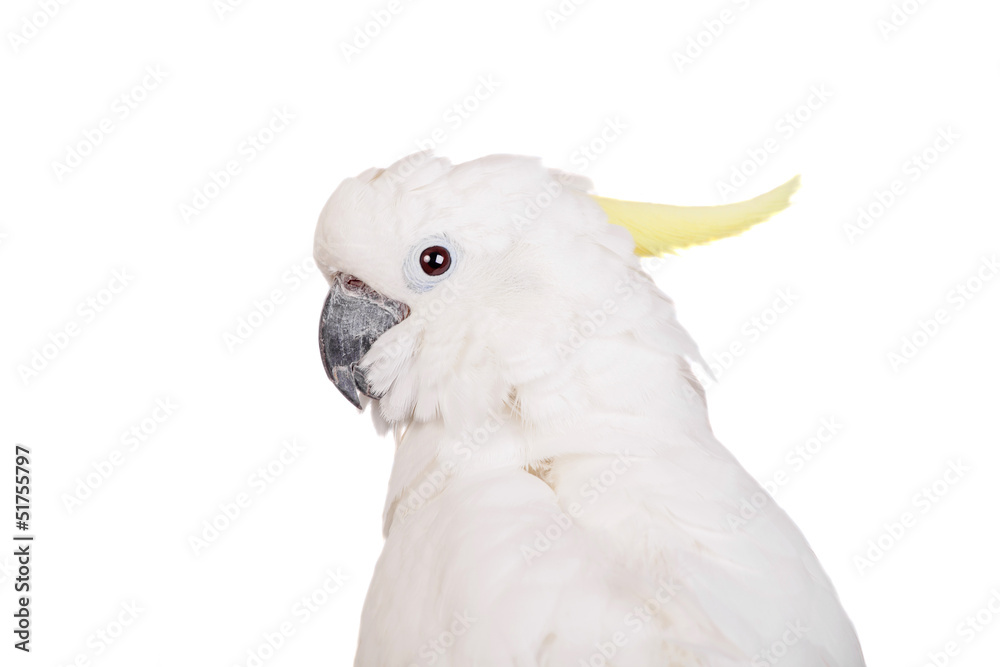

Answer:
[314,153,865,667]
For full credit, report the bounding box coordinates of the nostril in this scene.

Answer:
[345,277,365,290]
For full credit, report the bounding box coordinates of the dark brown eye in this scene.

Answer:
[419,246,451,276]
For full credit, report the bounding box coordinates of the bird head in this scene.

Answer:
[314,152,798,431]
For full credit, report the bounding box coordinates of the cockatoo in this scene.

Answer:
[314,153,865,667]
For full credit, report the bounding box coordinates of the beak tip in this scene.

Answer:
[331,366,363,411]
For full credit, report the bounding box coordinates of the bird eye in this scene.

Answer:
[404,236,457,292]
[419,246,451,276]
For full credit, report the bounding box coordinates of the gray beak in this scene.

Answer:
[319,272,410,410]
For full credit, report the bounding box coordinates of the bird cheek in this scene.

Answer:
[358,323,418,399]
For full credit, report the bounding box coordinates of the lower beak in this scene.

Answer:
[318,273,410,409]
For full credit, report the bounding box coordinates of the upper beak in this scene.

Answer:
[318,272,410,409]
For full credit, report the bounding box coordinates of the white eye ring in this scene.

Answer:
[404,235,458,292]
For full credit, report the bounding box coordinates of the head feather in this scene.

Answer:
[592,175,801,256]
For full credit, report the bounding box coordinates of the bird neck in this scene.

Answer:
[379,273,715,536]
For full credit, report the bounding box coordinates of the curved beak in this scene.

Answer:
[318,273,410,409]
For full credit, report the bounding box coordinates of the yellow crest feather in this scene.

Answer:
[592,175,801,256]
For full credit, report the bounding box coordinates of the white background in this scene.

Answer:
[2,0,999,665]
